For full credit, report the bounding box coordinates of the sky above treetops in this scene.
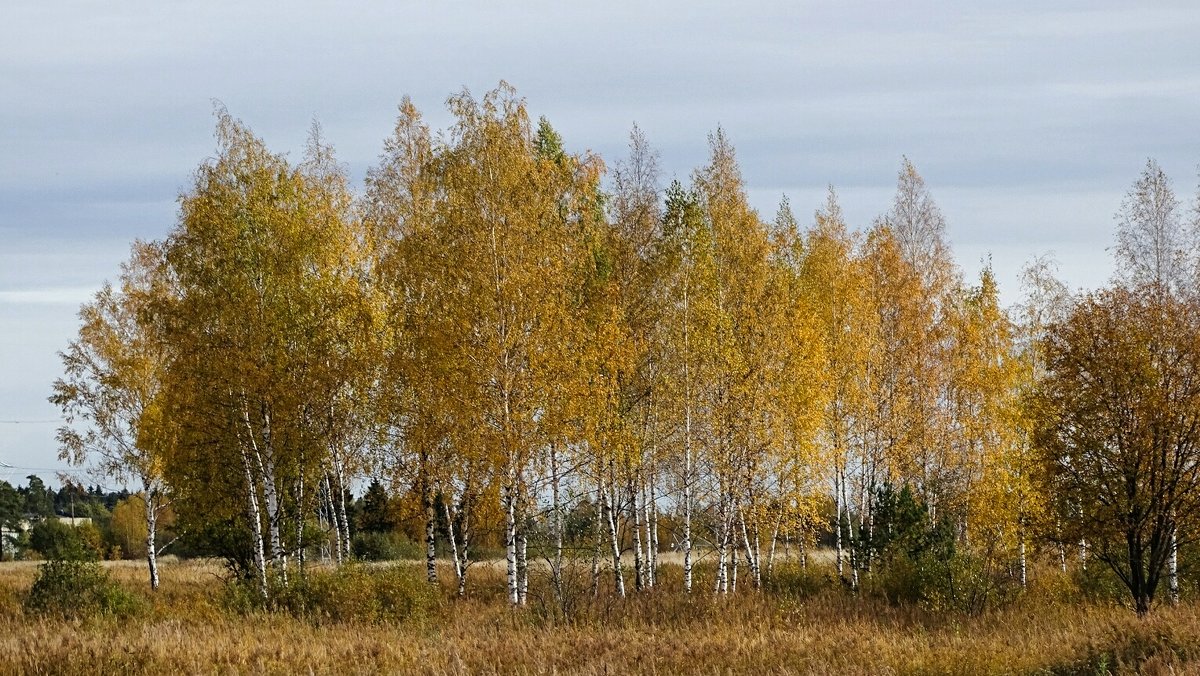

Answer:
[2,0,1198,481]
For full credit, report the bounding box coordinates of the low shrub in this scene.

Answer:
[227,564,441,625]
[351,532,422,561]
[764,561,830,600]
[24,559,141,619]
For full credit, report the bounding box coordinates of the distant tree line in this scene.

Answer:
[47,83,1200,615]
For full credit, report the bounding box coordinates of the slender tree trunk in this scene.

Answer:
[239,447,268,601]
[766,513,781,580]
[446,496,472,597]
[740,506,761,587]
[603,470,626,598]
[261,452,286,584]
[444,500,462,590]
[295,475,305,574]
[632,475,645,592]
[324,475,342,564]
[648,473,659,588]
[682,426,694,594]
[835,468,845,581]
[316,482,330,562]
[715,496,731,595]
[424,492,438,584]
[592,487,604,597]
[518,527,529,605]
[504,477,519,605]
[1019,535,1027,589]
[682,285,695,594]
[238,394,269,598]
[144,484,159,591]
[730,543,739,593]
[550,443,564,598]
[1170,525,1180,605]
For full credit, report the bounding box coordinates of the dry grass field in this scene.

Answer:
[1,557,1198,675]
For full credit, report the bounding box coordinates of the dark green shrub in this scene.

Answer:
[860,483,957,607]
[29,519,103,561]
[24,559,141,618]
[352,532,421,561]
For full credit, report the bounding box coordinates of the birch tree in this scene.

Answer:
[1114,159,1191,295]
[51,240,175,590]
[658,180,719,593]
[428,85,601,605]
[161,108,373,599]
[797,190,874,583]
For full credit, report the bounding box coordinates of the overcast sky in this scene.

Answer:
[2,1,1199,484]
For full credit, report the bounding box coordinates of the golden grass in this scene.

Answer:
[0,558,1197,675]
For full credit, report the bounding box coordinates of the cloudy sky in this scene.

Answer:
[2,1,1199,483]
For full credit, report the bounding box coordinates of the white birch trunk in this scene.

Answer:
[260,452,286,583]
[295,472,305,573]
[1170,527,1180,604]
[648,474,659,588]
[632,476,645,592]
[335,464,351,561]
[445,496,471,597]
[424,487,439,584]
[681,279,694,594]
[766,514,780,580]
[834,468,844,581]
[603,472,626,598]
[324,476,342,565]
[724,547,734,595]
[144,483,159,591]
[240,447,268,600]
[518,527,529,605]
[1019,535,1027,589]
[739,506,761,588]
[238,395,269,598]
[715,497,731,595]
[504,479,519,605]
[550,443,564,597]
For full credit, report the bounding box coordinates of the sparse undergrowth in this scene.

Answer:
[1,558,1198,674]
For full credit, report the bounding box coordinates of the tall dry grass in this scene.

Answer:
[0,557,1196,674]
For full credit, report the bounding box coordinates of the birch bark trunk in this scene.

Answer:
[144,483,160,591]
[632,475,645,592]
[603,471,626,598]
[504,478,519,605]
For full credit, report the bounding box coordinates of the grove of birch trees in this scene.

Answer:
[51,85,1200,614]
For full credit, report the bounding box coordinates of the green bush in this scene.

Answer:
[857,484,948,602]
[24,559,141,619]
[28,519,102,561]
[227,565,441,625]
[351,532,421,561]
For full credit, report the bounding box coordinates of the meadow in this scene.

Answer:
[1,556,1196,675]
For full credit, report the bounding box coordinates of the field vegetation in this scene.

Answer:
[3,555,1200,674]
